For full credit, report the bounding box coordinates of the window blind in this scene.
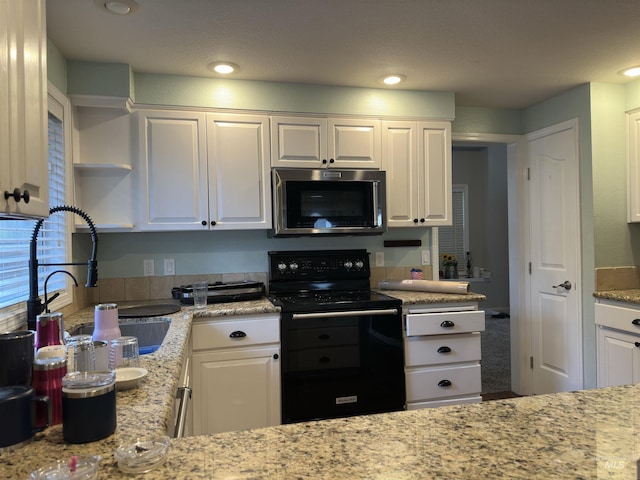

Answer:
[438,185,468,270]
[0,112,67,312]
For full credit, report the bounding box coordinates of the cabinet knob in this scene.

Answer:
[4,188,30,204]
[437,346,451,353]
[440,320,455,328]
[419,218,425,223]
[413,218,419,224]
[329,158,335,164]
[211,220,216,226]
[635,342,640,348]
[437,379,452,388]
[322,159,327,164]
[201,220,207,226]
[229,330,247,339]
[273,353,279,360]
[632,319,640,326]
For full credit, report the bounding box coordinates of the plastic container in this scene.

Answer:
[115,436,169,474]
[29,455,101,480]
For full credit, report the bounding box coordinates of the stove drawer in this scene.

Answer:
[404,333,481,366]
[405,310,485,336]
[288,346,360,372]
[287,325,359,349]
[405,363,481,402]
[192,314,280,351]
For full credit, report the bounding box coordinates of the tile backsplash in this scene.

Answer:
[595,266,640,291]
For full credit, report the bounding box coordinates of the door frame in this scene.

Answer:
[451,132,532,395]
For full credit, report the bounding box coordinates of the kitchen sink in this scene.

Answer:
[70,318,171,355]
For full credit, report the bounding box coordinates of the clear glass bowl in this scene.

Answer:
[115,435,170,474]
[29,455,101,480]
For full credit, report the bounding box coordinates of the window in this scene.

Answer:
[0,85,72,331]
[437,185,469,272]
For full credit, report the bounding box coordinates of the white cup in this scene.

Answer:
[192,281,208,310]
[472,266,480,278]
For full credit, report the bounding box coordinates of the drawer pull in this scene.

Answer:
[440,320,455,328]
[319,356,331,364]
[318,334,330,341]
[437,379,452,388]
[632,319,640,326]
[437,346,452,354]
[229,330,247,339]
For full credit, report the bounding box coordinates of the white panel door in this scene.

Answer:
[528,119,582,394]
[138,111,208,230]
[418,122,451,226]
[328,118,381,169]
[270,116,327,168]
[207,113,271,229]
[382,121,418,227]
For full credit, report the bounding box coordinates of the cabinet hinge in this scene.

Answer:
[527,168,530,180]
[530,356,534,369]
[528,262,532,275]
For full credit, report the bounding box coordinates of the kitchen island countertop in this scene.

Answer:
[7,293,639,479]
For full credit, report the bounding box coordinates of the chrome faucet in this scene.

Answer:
[27,205,99,330]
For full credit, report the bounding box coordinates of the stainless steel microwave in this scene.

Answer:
[272,168,387,236]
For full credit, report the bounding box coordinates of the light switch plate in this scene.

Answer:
[421,249,431,265]
[143,259,154,276]
[375,252,384,267]
[164,258,175,276]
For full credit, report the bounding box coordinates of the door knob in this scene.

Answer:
[552,281,572,291]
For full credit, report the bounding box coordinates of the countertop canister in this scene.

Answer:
[61,371,116,444]
[92,303,121,344]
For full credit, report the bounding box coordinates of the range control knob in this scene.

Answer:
[289,262,299,272]
[355,260,364,270]
[344,260,353,270]
[277,262,287,273]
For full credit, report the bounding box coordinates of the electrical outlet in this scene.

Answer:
[143,259,154,276]
[375,252,384,267]
[421,249,431,265]
[164,258,175,276]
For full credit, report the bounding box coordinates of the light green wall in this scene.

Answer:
[46,39,66,93]
[67,61,133,98]
[453,106,523,135]
[73,229,431,278]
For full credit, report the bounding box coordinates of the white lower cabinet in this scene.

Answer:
[191,314,280,435]
[403,304,484,409]
[595,301,640,387]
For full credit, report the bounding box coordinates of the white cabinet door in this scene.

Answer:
[628,110,640,222]
[271,116,380,169]
[328,118,381,169]
[207,113,271,229]
[191,345,280,435]
[270,116,327,168]
[596,326,640,387]
[382,122,419,226]
[382,121,451,227]
[418,122,451,225]
[137,110,208,230]
[0,0,49,219]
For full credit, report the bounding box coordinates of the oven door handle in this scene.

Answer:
[291,308,398,320]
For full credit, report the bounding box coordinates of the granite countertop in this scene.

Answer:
[0,292,495,478]
[594,289,640,305]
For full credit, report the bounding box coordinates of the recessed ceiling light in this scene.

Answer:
[93,0,140,15]
[208,62,238,75]
[380,74,406,86]
[620,66,640,78]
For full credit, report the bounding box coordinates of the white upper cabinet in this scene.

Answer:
[0,0,49,219]
[206,113,271,230]
[628,110,640,222]
[382,121,451,227]
[271,116,381,169]
[137,110,271,231]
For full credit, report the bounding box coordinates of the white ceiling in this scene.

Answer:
[46,0,640,109]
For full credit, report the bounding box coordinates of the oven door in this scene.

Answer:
[280,308,405,424]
